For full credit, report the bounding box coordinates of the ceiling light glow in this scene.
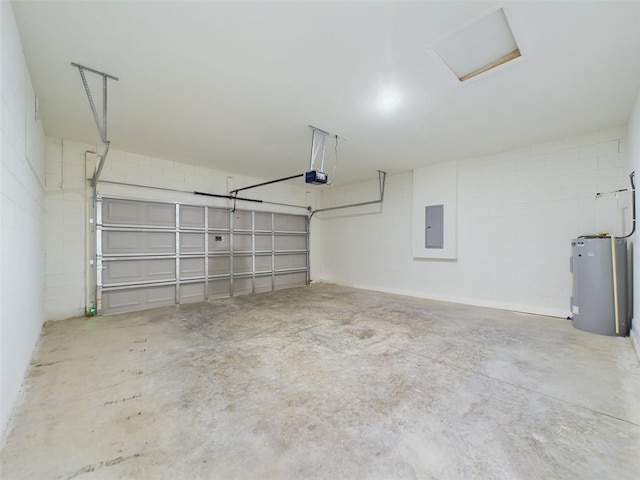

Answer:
[376,87,402,113]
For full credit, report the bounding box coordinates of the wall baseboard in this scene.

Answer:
[315,278,569,318]
[631,325,640,362]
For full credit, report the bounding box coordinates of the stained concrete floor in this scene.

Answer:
[2,284,640,479]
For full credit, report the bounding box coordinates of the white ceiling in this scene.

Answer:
[12,1,640,186]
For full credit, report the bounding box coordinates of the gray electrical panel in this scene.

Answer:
[570,237,629,336]
[425,204,444,249]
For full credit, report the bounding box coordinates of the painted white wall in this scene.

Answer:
[317,127,630,318]
[627,91,640,359]
[0,2,46,440]
[44,138,320,320]
[412,161,458,259]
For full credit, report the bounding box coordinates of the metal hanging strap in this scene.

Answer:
[309,125,340,173]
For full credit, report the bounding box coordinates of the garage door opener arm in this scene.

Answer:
[71,62,119,187]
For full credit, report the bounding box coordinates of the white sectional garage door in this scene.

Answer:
[96,197,309,314]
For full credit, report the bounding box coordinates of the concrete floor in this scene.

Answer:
[2,284,639,479]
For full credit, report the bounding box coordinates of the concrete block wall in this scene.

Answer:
[44,139,92,320]
[44,138,319,320]
[1,3,46,439]
[318,126,630,318]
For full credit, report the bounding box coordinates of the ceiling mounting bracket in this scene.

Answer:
[308,125,331,173]
[71,62,118,144]
[71,62,119,187]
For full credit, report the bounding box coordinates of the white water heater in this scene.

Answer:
[570,236,629,336]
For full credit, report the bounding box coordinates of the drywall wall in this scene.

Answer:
[317,127,630,318]
[1,2,46,439]
[628,91,640,360]
[44,139,320,320]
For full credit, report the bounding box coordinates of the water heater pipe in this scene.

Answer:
[610,234,620,335]
[620,171,635,239]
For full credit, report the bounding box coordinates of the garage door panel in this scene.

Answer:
[208,278,230,298]
[255,234,272,251]
[103,258,175,285]
[146,204,176,226]
[274,253,307,271]
[180,282,205,303]
[234,256,253,274]
[103,199,141,225]
[180,233,205,253]
[255,212,272,231]
[103,231,175,254]
[209,208,230,229]
[233,234,252,252]
[209,256,230,276]
[233,211,252,230]
[147,285,176,305]
[255,255,272,272]
[233,277,252,295]
[103,199,175,227]
[274,272,307,290]
[102,285,175,314]
[255,275,272,293]
[98,198,307,314]
[147,259,176,277]
[274,235,306,251]
[209,233,229,252]
[180,206,205,229]
[274,214,306,232]
[180,257,205,279]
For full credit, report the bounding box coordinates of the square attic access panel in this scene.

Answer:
[431,8,521,83]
